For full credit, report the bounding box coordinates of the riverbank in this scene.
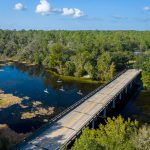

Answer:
[0,57,101,84]
[47,69,102,84]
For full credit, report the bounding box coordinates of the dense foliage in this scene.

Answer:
[0,30,150,81]
[134,51,150,89]
[72,116,150,150]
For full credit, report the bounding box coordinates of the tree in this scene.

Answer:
[72,116,139,150]
[112,52,132,71]
[48,43,70,74]
[84,62,96,79]
[134,53,150,89]
[97,52,116,82]
[64,61,75,76]
[71,128,101,150]
[132,125,150,150]
[71,51,91,77]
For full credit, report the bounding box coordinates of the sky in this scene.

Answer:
[0,0,150,30]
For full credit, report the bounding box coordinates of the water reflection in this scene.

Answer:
[121,90,150,124]
[0,61,99,133]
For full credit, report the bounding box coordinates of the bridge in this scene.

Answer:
[15,69,142,150]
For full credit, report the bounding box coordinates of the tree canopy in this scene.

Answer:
[0,30,150,82]
[72,116,150,150]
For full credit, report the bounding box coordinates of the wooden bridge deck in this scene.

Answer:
[18,69,141,150]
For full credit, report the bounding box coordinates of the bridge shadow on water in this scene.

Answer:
[12,121,70,150]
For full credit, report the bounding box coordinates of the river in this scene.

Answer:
[0,61,99,133]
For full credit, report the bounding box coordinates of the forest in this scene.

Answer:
[0,30,150,85]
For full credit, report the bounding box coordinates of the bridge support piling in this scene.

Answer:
[130,82,132,89]
[112,100,115,108]
[125,87,128,94]
[103,108,107,118]
[92,120,95,129]
[119,93,122,100]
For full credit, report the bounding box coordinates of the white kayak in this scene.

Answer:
[77,90,83,95]
[44,88,49,94]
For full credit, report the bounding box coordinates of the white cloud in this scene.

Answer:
[144,6,150,11]
[74,8,85,18]
[35,0,85,18]
[14,3,25,11]
[62,8,85,18]
[62,8,74,16]
[35,0,52,15]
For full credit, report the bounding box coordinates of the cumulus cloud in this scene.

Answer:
[74,8,85,18]
[144,6,150,11]
[35,0,51,15]
[62,8,74,16]
[35,0,85,18]
[14,3,25,11]
[62,8,85,18]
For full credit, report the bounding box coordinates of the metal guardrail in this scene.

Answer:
[14,69,127,150]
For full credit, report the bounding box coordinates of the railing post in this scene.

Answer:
[103,108,107,118]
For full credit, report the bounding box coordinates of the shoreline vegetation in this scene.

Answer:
[0,57,101,84]
[47,69,101,84]
[0,30,150,87]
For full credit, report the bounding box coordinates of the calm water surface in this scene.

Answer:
[0,62,99,133]
[121,90,150,124]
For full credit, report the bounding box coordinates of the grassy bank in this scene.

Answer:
[47,69,102,84]
[0,56,101,84]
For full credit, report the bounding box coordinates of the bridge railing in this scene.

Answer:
[60,69,142,149]
[14,70,127,149]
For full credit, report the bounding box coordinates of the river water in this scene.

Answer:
[0,61,149,134]
[0,61,99,133]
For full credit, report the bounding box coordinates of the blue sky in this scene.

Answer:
[0,0,150,30]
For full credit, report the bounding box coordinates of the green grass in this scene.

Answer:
[47,69,102,84]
